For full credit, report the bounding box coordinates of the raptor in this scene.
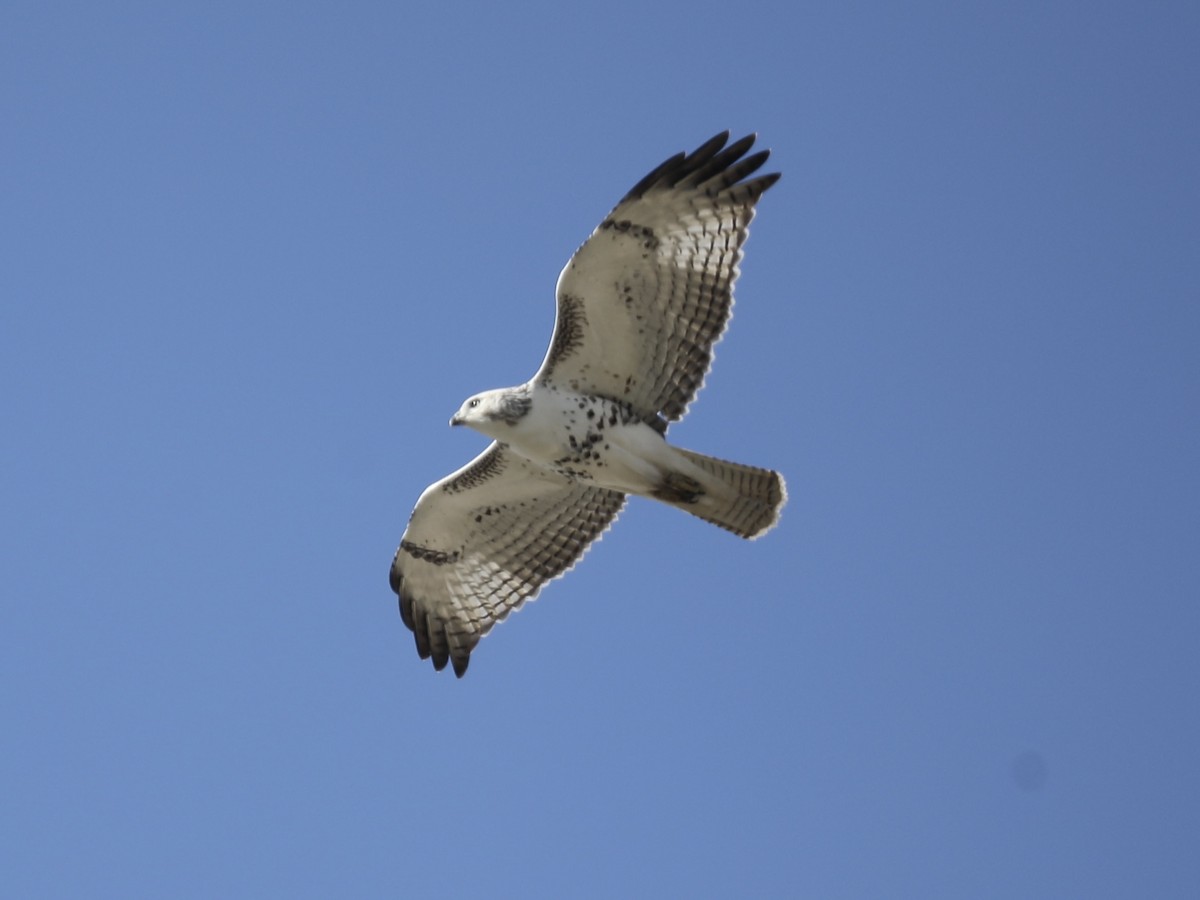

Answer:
[390,132,787,676]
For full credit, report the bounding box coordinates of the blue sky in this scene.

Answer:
[3,1,1198,897]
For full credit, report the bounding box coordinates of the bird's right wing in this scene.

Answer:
[390,443,626,676]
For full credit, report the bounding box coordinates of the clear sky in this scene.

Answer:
[3,2,1198,897]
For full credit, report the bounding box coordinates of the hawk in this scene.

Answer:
[390,132,787,676]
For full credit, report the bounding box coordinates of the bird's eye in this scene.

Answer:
[469,399,480,408]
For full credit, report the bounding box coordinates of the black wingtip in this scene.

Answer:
[622,150,686,201]
[620,131,779,203]
[687,130,733,168]
[393,581,479,677]
[389,552,403,594]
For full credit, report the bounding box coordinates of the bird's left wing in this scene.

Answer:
[390,443,626,676]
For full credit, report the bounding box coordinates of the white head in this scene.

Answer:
[450,386,533,440]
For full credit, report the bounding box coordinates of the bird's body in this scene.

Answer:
[453,382,783,535]
[455,384,667,492]
[391,132,788,676]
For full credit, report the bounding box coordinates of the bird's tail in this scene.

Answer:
[652,447,787,539]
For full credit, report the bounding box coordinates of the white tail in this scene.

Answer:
[653,447,788,539]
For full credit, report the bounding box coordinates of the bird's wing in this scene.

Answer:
[390,443,626,676]
[535,131,779,429]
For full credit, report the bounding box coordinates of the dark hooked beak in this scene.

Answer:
[449,414,464,427]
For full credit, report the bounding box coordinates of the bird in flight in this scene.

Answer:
[391,132,787,676]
